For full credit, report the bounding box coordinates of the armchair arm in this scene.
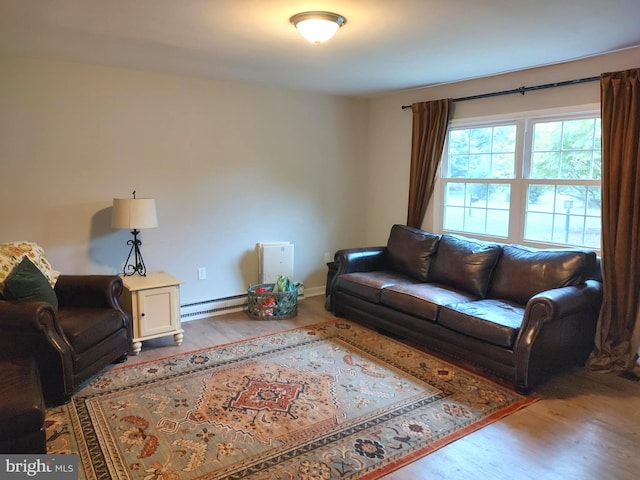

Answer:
[0,300,74,403]
[54,275,125,310]
[0,300,66,337]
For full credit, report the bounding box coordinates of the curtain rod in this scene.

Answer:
[400,75,600,110]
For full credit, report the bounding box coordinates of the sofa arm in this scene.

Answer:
[0,300,74,403]
[325,247,388,312]
[514,279,602,393]
[54,275,124,310]
[334,247,388,275]
[523,279,603,325]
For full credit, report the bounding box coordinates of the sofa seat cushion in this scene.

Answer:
[489,245,597,305]
[57,308,126,354]
[335,271,416,303]
[386,224,440,281]
[429,234,502,298]
[380,283,476,321]
[438,299,525,348]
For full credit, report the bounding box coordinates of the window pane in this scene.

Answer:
[468,154,491,178]
[586,186,601,215]
[594,121,602,150]
[562,118,595,150]
[443,183,465,230]
[493,125,516,152]
[584,216,601,248]
[491,153,515,178]
[445,125,516,179]
[487,184,510,207]
[592,151,602,179]
[469,128,492,154]
[560,151,594,179]
[444,183,465,204]
[443,182,509,237]
[552,213,570,243]
[525,212,553,242]
[531,151,560,178]
[465,207,488,234]
[448,130,470,155]
[524,183,600,247]
[533,121,562,151]
[527,184,554,212]
[531,118,601,180]
[449,154,469,177]
[443,206,465,230]
[486,209,509,236]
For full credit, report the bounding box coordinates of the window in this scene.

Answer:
[440,111,601,249]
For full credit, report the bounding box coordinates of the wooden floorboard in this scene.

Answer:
[117,295,640,480]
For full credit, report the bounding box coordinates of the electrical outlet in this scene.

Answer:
[324,252,332,263]
[198,267,207,280]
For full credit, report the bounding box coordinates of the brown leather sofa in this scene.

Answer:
[0,355,46,453]
[328,224,603,394]
[0,275,131,404]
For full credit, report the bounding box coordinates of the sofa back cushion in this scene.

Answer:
[386,224,440,282]
[489,245,597,305]
[429,234,502,298]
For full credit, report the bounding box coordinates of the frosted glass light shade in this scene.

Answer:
[112,198,158,229]
[290,11,346,44]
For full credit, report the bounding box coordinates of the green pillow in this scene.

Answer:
[3,256,58,311]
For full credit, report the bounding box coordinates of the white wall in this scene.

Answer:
[0,56,368,304]
[365,47,640,246]
[3,47,638,309]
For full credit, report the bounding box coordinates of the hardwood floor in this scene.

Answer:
[119,295,640,480]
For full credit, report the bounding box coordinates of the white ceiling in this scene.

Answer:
[2,0,640,97]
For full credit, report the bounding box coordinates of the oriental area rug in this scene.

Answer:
[45,320,538,479]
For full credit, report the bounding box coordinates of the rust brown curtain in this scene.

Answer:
[407,99,452,229]
[588,68,640,373]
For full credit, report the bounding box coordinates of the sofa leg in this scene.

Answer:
[113,353,128,364]
[516,383,531,395]
[47,393,71,406]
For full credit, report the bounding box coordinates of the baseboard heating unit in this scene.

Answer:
[180,294,248,321]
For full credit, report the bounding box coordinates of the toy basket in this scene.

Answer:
[247,283,298,320]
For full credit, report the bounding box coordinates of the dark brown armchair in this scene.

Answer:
[0,275,131,405]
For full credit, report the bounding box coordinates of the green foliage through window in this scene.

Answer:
[441,114,601,249]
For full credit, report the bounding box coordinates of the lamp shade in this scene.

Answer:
[112,198,158,229]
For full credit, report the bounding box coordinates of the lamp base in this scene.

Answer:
[122,229,147,276]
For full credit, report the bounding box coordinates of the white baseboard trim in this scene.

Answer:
[180,285,325,322]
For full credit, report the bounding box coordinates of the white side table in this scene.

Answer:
[120,272,183,355]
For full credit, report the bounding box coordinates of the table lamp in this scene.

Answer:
[112,191,158,276]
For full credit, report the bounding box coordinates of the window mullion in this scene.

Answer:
[510,119,528,243]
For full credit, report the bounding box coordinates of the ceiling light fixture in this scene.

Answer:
[289,11,346,45]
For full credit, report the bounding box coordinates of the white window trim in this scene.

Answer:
[430,103,600,252]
